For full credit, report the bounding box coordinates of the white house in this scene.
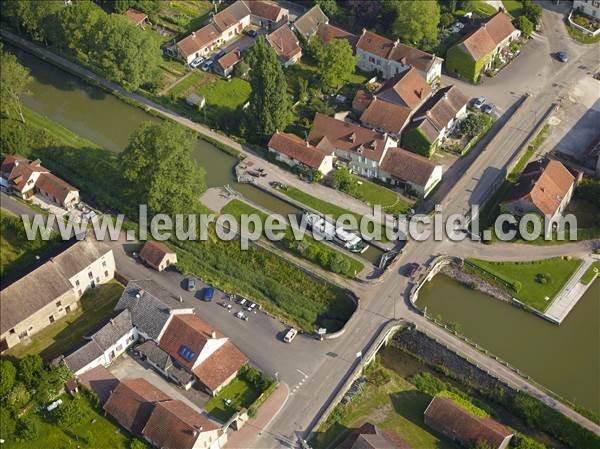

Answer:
[355,29,443,83]
[378,147,443,197]
[268,131,335,176]
[574,0,600,18]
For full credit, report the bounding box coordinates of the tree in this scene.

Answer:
[54,399,85,427]
[459,113,491,137]
[52,0,104,58]
[391,0,440,48]
[16,415,38,441]
[120,121,206,216]
[318,38,357,90]
[331,167,358,195]
[0,359,16,399]
[0,48,32,124]
[90,14,161,90]
[18,355,44,388]
[6,383,30,411]
[245,37,291,142]
[315,0,338,17]
[514,15,533,38]
[234,61,250,80]
[1,0,63,44]
[330,252,351,275]
[130,438,147,449]
[522,0,542,27]
[0,408,16,440]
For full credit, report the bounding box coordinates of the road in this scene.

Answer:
[2,2,600,444]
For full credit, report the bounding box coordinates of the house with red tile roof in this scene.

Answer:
[0,155,79,209]
[446,11,521,82]
[267,24,302,66]
[402,85,469,157]
[214,47,242,77]
[125,8,149,28]
[502,159,577,219]
[308,113,397,179]
[356,29,442,83]
[353,67,432,139]
[424,396,514,449]
[158,314,248,395]
[139,240,178,272]
[104,378,225,449]
[173,0,288,64]
[378,147,443,198]
[268,131,335,176]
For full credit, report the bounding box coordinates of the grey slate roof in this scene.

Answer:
[64,340,104,373]
[93,309,133,351]
[1,237,112,334]
[293,5,328,38]
[114,280,188,341]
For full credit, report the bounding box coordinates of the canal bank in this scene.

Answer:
[416,274,600,414]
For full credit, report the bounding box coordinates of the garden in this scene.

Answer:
[221,199,364,278]
[0,356,148,449]
[465,257,583,312]
[204,365,275,422]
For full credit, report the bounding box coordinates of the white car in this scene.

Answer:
[235,311,248,321]
[189,57,204,68]
[473,96,486,109]
[283,328,298,343]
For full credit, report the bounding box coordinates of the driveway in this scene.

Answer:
[108,353,210,412]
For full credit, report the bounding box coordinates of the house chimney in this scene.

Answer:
[400,56,407,65]
[349,132,356,143]
[211,330,217,339]
[178,295,183,302]
[192,31,196,38]
[417,88,423,98]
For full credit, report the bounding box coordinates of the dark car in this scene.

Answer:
[406,263,419,277]
[202,286,215,302]
[557,51,568,63]
[245,29,257,38]
[481,103,495,115]
[186,277,196,291]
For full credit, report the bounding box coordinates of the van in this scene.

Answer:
[283,328,297,343]
[202,287,215,302]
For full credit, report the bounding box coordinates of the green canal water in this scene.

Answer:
[417,274,600,413]
[10,46,383,265]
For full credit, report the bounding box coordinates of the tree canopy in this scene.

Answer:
[317,38,357,90]
[514,15,534,38]
[245,36,291,142]
[0,47,31,123]
[391,0,440,49]
[120,121,206,216]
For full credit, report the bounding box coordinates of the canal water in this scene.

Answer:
[416,274,600,413]
[10,46,383,265]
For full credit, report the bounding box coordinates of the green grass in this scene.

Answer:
[23,108,99,150]
[221,199,364,277]
[503,0,523,17]
[6,282,124,360]
[3,393,144,449]
[197,77,251,112]
[351,176,412,215]
[471,1,498,17]
[466,257,583,312]
[204,376,261,422]
[276,186,391,241]
[580,262,600,285]
[167,71,206,97]
[508,123,550,181]
[0,208,61,280]
[311,356,458,449]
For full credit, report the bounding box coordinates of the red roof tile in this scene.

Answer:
[193,340,248,391]
[268,132,331,170]
[458,12,518,61]
[140,240,176,268]
[125,8,147,25]
[360,98,411,135]
[217,47,241,71]
[376,67,431,109]
[267,24,302,62]
[177,23,221,58]
[316,23,358,49]
[379,147,438,187]
[35,173,78,204]
[244,0,283,22]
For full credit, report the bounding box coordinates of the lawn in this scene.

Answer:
[3,393,145,449]
[0,208,61,280]
[150,0,214,34]
[466,257,583,312]
[469,1,498,17]
[503,0,524,17]
[6,282,124,360]
[580,262,600,285]
[351,176,412,215]
[221,199,364,277]
[197,77,251,112]
[276,186,391,241]
[311,353,458,449]
[204,376,261,422]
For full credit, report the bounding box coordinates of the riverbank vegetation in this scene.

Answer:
[222,199,364,278]
[0,208,60,280]
[465,257,583,312]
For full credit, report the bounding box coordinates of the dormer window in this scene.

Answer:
[349,133,356,143]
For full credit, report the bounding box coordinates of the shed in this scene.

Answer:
[185,93,206,109]
[139,241,178,272]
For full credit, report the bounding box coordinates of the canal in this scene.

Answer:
[416,274,600,413]
[10,46,383,266]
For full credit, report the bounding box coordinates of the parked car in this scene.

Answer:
[201,60,214,72]
[235,311,248,321]
[406,263,419,277]
[245,29,257,37]
[472,96,486,109]
[283,328,298,343]
[219,301,233,311]
[189,56,204,68]
[557,51,568,63]
[186,277,196,291]
[202,286,215,302]
[214,49,225,60]
[481,103,495,115]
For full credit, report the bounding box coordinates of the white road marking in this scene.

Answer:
[295,368,309,378]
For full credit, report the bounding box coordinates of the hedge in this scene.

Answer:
[446,45,492,83]
[401,127,434,157]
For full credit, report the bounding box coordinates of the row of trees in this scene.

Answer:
[0,45,31,124]
[1,0,162,90]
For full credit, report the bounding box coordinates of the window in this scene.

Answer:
[104,271,109,278]
[75,280,80,286]
[78,289,82,296]
[88,271,93,279]
[56,301,62,307]
[9,329,15,335]
[49,316,55,323]
[96,277,100,283]
[369,56,375,63]
[102,260,107,267]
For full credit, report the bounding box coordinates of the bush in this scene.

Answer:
[514,15,534,38]
[247,405,257,418]
[409,372,448,396]
[16,415,39,441]
[0,408,16,440]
